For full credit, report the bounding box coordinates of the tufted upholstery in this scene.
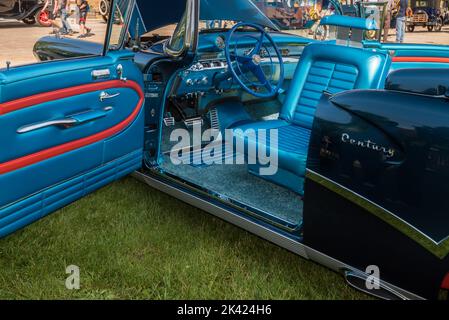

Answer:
[280,43,390,129]
[234,42,391,195]
[286,62,358,129]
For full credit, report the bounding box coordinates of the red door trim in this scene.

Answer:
[392,57,449,63]
[0,80,144,175]
[0,80,142,115]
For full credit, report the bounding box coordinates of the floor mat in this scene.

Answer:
[160,155,303,227]
[165,143,238,168]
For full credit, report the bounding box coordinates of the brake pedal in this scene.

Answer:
[183,117,203,129]
[163,116,175,127]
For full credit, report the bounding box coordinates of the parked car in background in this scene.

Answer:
[0,0,51,26]
[407,0,449,32]
[99,0,110,22]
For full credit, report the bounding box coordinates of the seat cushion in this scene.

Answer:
[234,120,311,177]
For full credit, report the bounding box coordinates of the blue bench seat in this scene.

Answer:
[233,42,391,195]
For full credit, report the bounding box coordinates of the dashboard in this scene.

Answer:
[139,30,313,130]
[172,31,311,96]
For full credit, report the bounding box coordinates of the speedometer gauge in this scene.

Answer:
[215,35,226,50]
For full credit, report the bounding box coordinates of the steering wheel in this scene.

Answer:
[225,22,285,99]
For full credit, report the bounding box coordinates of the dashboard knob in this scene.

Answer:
[195,62,204,71]
[186,78,194,86]
[201,77,209,85]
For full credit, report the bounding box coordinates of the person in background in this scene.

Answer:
[77,0,91,38]
[58,0,73,35]
[395,0,408,43]
[383,0,394,42]
[43,0,60,34]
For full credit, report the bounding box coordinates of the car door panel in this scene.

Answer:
[0,82,142,166]
[0,53,145,237]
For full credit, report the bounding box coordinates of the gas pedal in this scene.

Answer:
[209,108,221,131]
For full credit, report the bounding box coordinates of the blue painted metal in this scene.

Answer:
[197,30,311,53]
[0,149,142,238]
[386,68,449,95]
[320,15,379,30]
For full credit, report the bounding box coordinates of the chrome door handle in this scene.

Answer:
[100,91,120,102]
[17,119,78,134]
[17,108,112,134]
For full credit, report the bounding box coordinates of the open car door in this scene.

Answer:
[0,0,144,237]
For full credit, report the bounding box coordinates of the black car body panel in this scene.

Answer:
[33,36,104,61]
[386,68,449,95]
[304,70,449,298]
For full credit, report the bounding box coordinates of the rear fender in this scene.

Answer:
[303,90,449,299]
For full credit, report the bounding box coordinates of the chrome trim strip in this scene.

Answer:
[132,171,424,300]
[304,246,424,300]
[306,169,449,259]
[164,0,199,57]
[344,270,409,300]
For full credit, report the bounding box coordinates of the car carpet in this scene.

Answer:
[159,103,301,226]
[159,154,303,226]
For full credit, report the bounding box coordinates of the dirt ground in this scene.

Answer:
[1,18,449,68]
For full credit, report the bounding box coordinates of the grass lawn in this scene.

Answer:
[0,176,369,299]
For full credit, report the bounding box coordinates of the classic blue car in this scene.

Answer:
[2,0,449,300]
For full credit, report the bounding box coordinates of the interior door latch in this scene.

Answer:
[100,91,120,102]
[117,64,127,82]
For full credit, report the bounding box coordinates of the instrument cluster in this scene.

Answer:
[176,58,231,95]
[188,59,228,72]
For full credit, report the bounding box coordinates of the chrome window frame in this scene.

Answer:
[104,0,136,53]
[164,0,199,58]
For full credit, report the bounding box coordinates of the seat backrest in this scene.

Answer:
[280,42,391,130]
